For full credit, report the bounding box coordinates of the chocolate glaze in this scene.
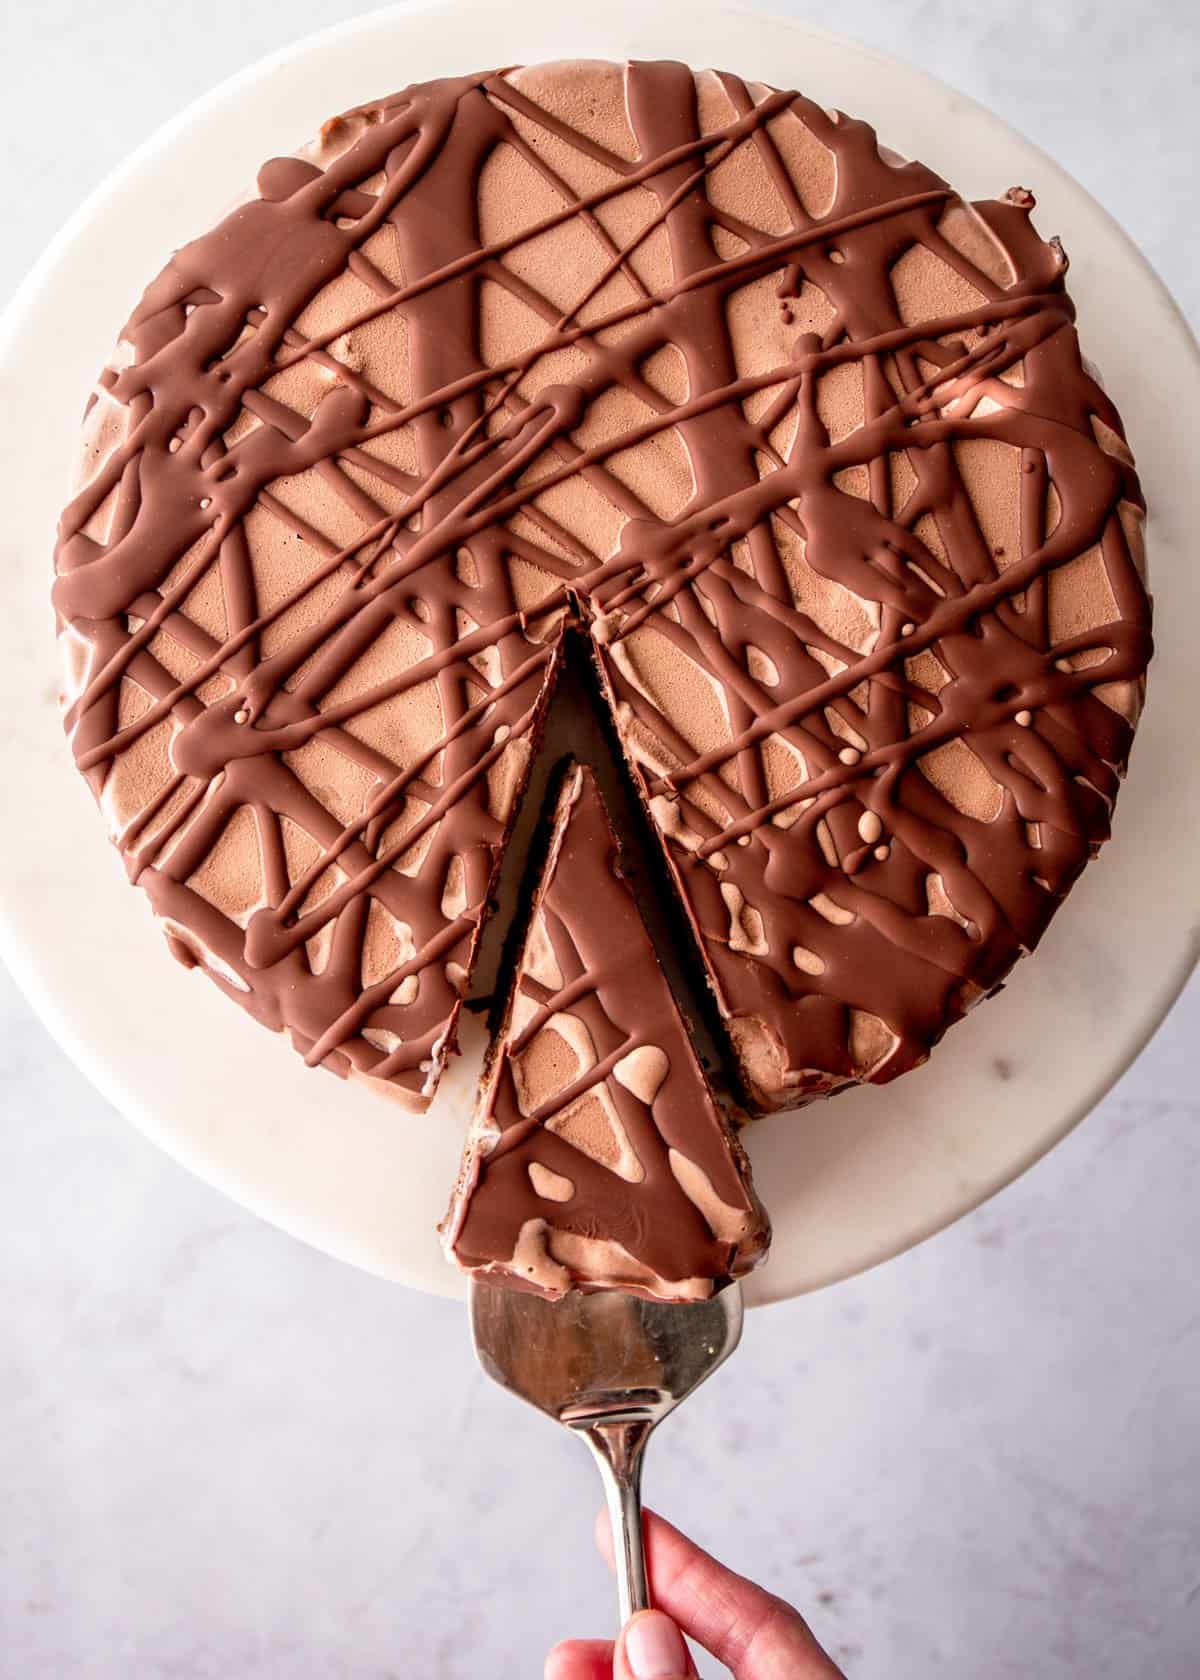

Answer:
[444,763,768,1297]
[55,62,1151,1111]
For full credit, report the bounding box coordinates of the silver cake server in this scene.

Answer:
[470,1276,743,1622]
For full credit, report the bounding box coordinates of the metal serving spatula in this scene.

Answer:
[470,1277,744,1622]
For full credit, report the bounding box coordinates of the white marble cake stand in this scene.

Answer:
[1,0,1196,1306]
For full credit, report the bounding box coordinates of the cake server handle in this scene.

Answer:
[577,1415,654,1622]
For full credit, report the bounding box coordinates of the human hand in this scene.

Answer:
[545,1508,847,1679]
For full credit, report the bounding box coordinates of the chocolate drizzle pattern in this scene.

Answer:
[445,763,768,1298]
[54,61,1151,1111]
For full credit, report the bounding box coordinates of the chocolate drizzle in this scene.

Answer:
[445,763,768,1298]
[54,61,1151,1112]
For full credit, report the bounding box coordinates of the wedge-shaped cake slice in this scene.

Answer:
[443,763,769,1300]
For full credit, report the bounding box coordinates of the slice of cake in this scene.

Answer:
[443,763,769,1300]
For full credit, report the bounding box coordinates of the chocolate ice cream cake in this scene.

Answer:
[55,59,1150,1125]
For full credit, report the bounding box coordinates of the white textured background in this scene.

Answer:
[3,2,1199,1675]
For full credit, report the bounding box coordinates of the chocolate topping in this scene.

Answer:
[444,763,768,1298]
[55,61,1150,1113]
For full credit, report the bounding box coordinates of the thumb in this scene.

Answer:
[615,1610,698,1680]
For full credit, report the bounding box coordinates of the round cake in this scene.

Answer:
[53,59,1151,1118]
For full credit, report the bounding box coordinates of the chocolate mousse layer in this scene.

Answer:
[55,61,1150,1111]
[443,763,769,1298]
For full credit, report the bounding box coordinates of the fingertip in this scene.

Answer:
[545,1637,615,1680]
[544,1644,571,1680]
[617,1610,696,1680]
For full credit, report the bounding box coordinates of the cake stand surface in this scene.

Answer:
[1,0,1196,1306]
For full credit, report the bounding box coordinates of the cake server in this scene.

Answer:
[470,1276,743,1622]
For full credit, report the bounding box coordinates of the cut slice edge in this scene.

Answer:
[441,761,770,1300]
